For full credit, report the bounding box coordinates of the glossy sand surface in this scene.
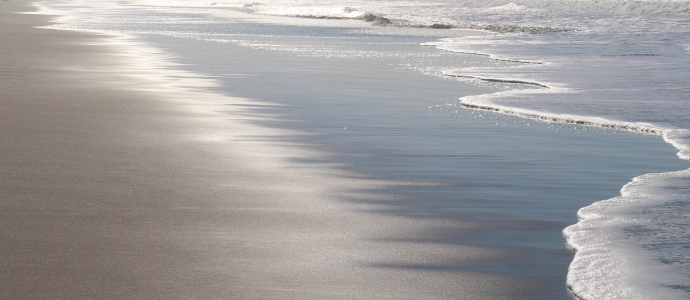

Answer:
[0,2,535,299]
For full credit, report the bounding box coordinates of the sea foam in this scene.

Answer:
[563,170,690,299]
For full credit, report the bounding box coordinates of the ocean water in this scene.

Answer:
[33,0,690,299]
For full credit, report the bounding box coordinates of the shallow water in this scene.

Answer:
[35,0,690,298]
[143,31,686,298]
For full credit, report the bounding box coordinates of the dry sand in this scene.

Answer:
[0,1,534,298]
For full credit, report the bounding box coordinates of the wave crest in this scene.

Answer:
[444,0,690,15]
[458,93,664,135]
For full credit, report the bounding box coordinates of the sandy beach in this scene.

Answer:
[0,1,538,299]
[8,0,688,298]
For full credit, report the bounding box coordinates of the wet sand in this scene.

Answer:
[0,1,541,299]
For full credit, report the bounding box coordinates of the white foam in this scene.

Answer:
[458,91,664,135]
[665,129,690,161]
[563,170,690,299]
[241,3,366,19]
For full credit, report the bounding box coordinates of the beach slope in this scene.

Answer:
[1,1,538,299]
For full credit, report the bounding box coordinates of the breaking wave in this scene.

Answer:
[444,0,690,15]
[458,92,666,135]
[236,2,574,33]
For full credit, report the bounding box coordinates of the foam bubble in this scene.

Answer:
[563,170,690,299]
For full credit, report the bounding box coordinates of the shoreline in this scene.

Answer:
[107,16,686,299]
[4,1,688,299]
[1,1,537,298]
[136,12,688,298]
